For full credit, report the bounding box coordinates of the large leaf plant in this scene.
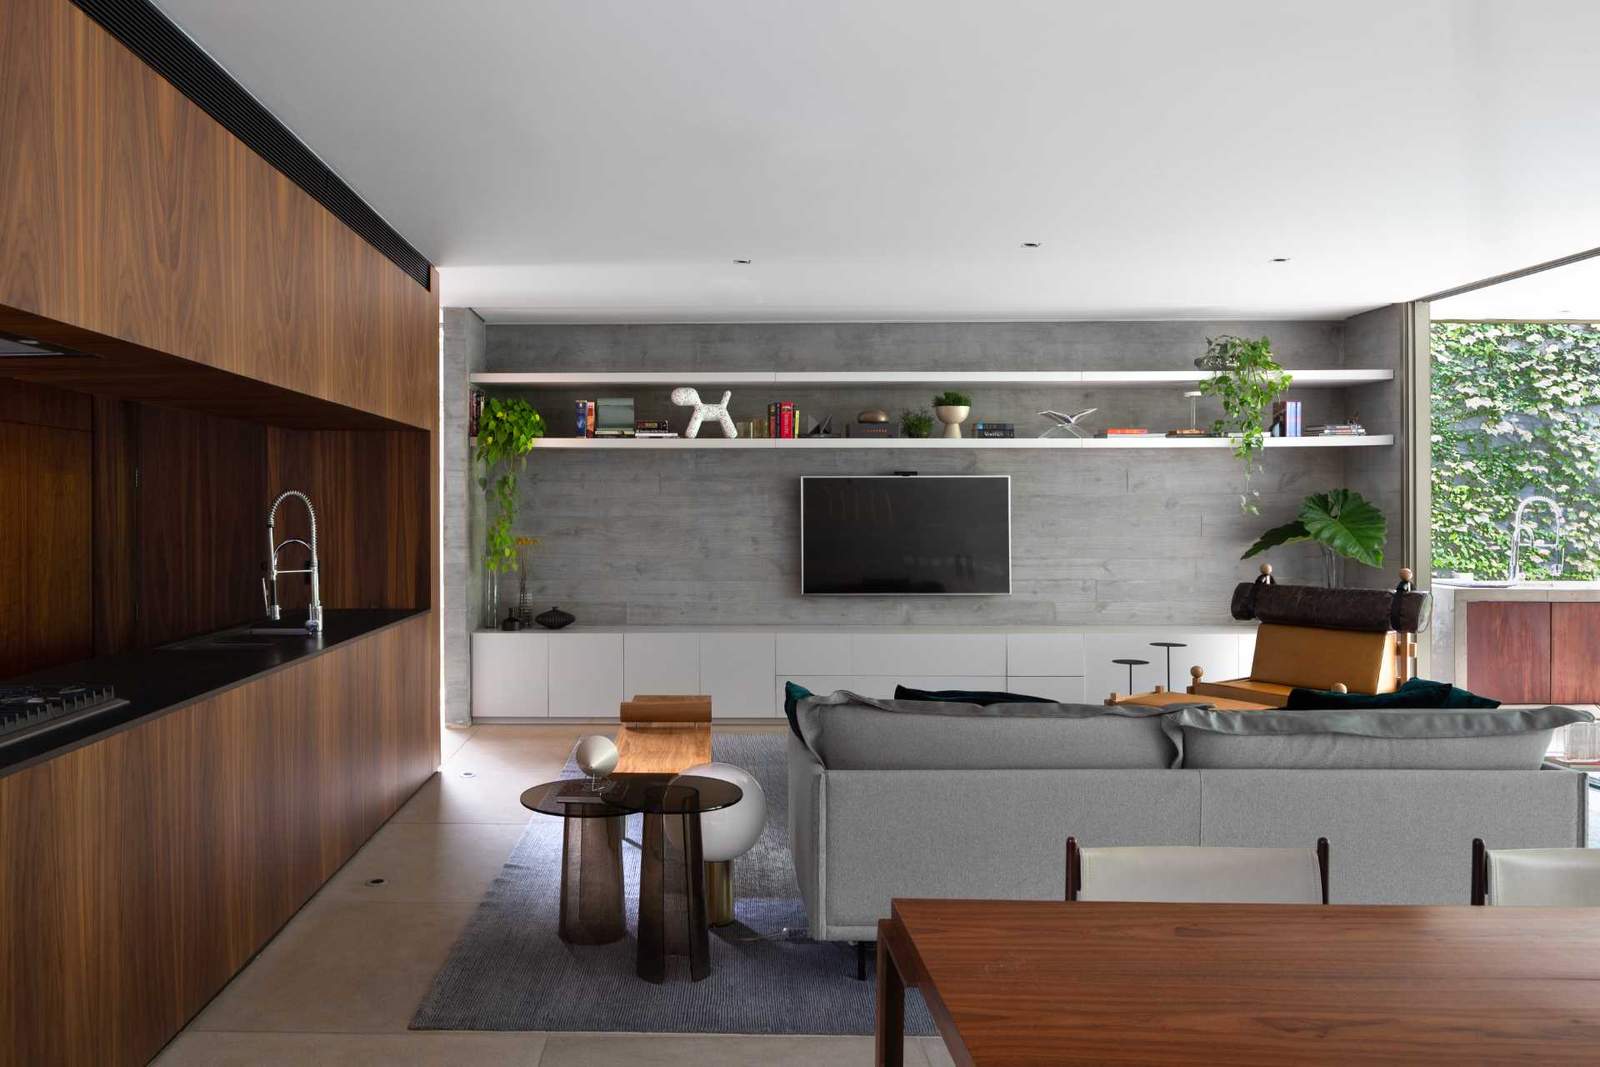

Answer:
[476,396,546,573]
[1243,488,1388,585]
[1199,335,1292,513]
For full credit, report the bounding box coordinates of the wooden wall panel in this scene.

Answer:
[0,417,93,677]
[265,428,431,612]
[1466,601,1552,704]
[90,396,138,655]
[134,406,267,647]
[0,614,436,1067]
[0,0,438,430]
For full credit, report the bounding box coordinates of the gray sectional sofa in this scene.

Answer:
[788,693,1591,942]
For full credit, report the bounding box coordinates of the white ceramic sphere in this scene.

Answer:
[575,734,619,778]
[675,762,766,863]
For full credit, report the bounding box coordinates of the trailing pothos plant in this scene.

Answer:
[476,396,546,573]
[1198,335,1292,513]
[1243,488,1388,586]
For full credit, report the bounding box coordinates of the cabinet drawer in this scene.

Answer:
[776,633,852,674]
[1007,634,1085,677]
[549,633,625,717]
[471,632,548,719]
[701,633,777,717]
[849,633,1007,676]
[624,633,700,697]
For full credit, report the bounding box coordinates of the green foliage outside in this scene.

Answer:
[1431,322,1600,581]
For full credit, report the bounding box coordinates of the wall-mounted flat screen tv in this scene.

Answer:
[800,475,1011,595]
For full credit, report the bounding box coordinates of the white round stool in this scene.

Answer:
[676,762,766,926]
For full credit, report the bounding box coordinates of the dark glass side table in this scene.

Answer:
[608,774,744,983]
[520,780,632,946]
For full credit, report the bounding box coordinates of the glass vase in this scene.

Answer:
[483,565,500,630]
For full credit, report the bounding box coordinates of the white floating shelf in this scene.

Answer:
[533,434,1393,451]
[473,368,1393,389]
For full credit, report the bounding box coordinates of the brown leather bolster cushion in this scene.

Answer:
[1230,582,1431,634]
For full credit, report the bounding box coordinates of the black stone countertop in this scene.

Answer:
[0,608,425,777]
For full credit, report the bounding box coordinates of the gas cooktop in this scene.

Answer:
[0,683,130,748]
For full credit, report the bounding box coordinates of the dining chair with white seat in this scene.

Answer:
[1065,837,1330,904]
[1471,838,1600,906]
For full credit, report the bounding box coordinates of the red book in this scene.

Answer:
[781,401,795,439]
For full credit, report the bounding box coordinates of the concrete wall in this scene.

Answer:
[460,320,1401,630]
[441,308,485,724]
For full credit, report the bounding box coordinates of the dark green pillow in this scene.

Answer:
[1285,677,1499,711]
[894,685,1053,706]
[783,681,813,740]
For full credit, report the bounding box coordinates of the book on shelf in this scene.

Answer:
[572,399,597,437]
[846,422,895,438]
[1309,424,1367,436]
[972,422,1016,439]
[634,431,679,438]
[1097,427,1153,437]
[635,418,672,433]
[1271,399,1303,437]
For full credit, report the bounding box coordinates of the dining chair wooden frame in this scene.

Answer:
[1065,837,1331,905]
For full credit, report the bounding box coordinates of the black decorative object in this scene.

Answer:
[536,606,577,630]
[501,611,523,632]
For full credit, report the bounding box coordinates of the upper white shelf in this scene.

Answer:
[470,369,1393,389]
[533,434,1394,451]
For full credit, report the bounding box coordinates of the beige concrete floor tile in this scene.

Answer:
[448,725,589,775]
[390,767,543,824]
[537,1033,897,1066]
[915,1034,957,1067]
[322,821,527,903]
[440,724,476,764]
[154,1031,545,1066]
[190,899,477,1033]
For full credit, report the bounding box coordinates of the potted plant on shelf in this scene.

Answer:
[476,395,546,625]
[1197,335,1292,513]
[1243,488,1387,586]
[900,408,935,439]
[932,390,973,438]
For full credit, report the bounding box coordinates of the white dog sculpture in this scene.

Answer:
[671,387,738,438]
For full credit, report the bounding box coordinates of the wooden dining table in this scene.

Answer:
[877,899,1600,1065]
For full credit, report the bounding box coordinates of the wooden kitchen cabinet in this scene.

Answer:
[1467,601,1551,704]
[1551,603,1600,703]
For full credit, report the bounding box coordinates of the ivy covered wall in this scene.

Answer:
[1431,322,1600,581]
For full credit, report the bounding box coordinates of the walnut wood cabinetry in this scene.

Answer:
[1467,600,1600,703]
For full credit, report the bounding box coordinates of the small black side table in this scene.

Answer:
[1150,641,1188,690]
[603,774,744,983]
[520,780,633,946]
[1111,658,1149,693]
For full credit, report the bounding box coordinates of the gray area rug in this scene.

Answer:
[411,732,934,1034]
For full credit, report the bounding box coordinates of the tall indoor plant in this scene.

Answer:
[1243,488,1387,586]
[1198,335,1292,513]
[476,396,546,622]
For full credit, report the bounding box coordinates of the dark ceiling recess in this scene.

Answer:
[69,0,434,290]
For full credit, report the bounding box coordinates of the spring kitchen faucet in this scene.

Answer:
[263,490,323,633]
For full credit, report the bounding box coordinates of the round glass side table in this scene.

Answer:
[520,779,635,946]
[605,774,744,983]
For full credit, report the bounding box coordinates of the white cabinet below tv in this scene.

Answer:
[470,625,1254,722]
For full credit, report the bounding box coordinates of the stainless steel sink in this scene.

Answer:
[161,625,319,652]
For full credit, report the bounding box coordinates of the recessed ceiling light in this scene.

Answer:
[1021,242,1042,249]
[733,258,752,265]
[1270,257,1291,263]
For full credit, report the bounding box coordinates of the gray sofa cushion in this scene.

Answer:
[1173,705,1592,770]
[796,690,1175,770]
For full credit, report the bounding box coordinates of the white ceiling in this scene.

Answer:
[152,0,1600,323]
[1432,254,1600,321]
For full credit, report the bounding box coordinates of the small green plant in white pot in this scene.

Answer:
[933,390,973,438]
